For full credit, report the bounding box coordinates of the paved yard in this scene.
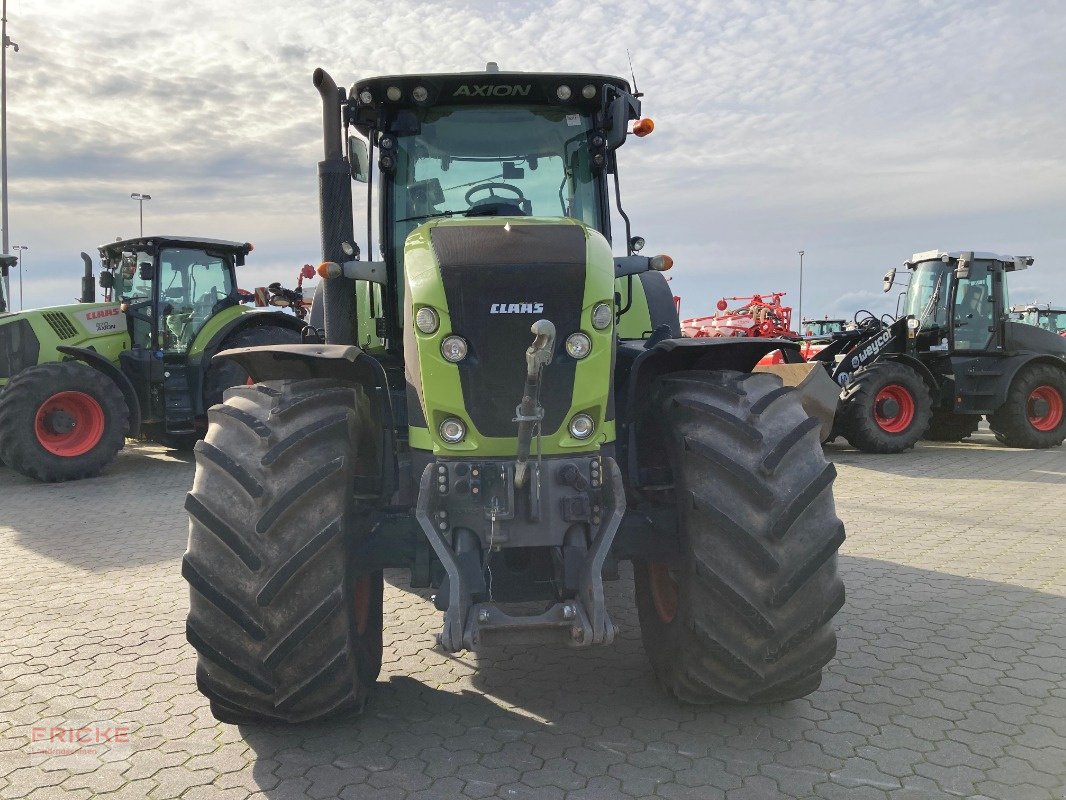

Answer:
[1,431,1064,799]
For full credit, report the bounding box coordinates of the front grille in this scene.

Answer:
[431,224,586,438]
[42,312,78,340]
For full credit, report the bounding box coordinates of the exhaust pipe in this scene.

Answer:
[79,252,95,303]
[313,68,357,346]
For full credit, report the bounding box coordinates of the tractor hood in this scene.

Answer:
[402,217,615,456]
[0,301,124,336]
[0,301,129,384]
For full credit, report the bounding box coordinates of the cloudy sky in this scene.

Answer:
[3,0,1064,320]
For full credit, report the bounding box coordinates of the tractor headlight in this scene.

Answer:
[441,335,469,363]
[591,303,612,330]
[386,85,402,102]
[569,413,595,440]
[358,89,373,105]
[906,317,920,330]
[565,332,592,359]
[582,84,597,99]
[556,85,572,100]
[439,417,466,443]
[415,307,439,334]
[412,86,429,103]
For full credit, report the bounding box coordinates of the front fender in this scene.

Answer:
[615,337,802,491]
[56,345,142,436]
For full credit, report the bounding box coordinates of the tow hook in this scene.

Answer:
[514,319,555,488]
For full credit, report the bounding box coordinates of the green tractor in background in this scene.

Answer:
[0,236,303,481]
[184,66,846,724]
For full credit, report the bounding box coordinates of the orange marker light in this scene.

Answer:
[633,118,655,137]
[317,261,342,279]
[650,254,673,271]
[119,302,129,312]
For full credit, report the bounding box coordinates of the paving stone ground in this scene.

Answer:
[1,430,1064,799]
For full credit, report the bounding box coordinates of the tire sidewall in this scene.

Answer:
[840,362,933,452]
[2,363,128,480]
[991,364,1066,447]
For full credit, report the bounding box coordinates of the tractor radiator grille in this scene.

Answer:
[42,312,78,340]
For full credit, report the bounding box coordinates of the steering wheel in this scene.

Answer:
[465,182,526,209]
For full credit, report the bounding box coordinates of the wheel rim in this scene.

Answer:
[647,563,679,624]
[873,384,916,433]
[1027,385,1064,432]
[353,576,370,636]
[33,391,105,457]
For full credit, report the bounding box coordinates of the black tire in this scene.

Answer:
[0,362,128,482]
[185,378,383,724]
[987,364,1066,449]
[633,370,845,704]
[923,412,980,442]
[203,324,301,410]
[836,361,933,453]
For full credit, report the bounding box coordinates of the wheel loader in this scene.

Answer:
[185,66,846,724]
[813,251,1066,452]
[0,237,303,481]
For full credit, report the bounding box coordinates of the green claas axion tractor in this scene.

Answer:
[184,65,846,724]
[0,237,302,481]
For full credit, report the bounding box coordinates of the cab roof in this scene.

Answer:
[907,249,1033,271]
[98,236,252,256]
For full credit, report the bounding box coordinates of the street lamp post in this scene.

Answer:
[130,192,151,237]
[797,250,805,333]
[2,0,20,270]
[12,242,25,309]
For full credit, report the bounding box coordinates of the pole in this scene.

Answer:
[797,250,805,332]
[131,192,151,237]
[1,0,17,305]
[1,0,8,258]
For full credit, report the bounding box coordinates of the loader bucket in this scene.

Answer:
[754,362,840,442]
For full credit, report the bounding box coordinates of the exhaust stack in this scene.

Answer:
[79,252,95,303]
[313,68,357,346]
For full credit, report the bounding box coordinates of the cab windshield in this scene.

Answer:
[903,261,951,328]
[390,104,602,250]
[1020,310,1066,334]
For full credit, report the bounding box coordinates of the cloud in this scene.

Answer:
[2,0,1064,315]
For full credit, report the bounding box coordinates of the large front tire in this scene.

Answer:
[0,362,128,482]
[203,324,302,410]
[836,361,933,453]
[634,370,845,704]
[184,378,383,724]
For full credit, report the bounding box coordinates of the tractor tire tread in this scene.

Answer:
[634,369,845,705]
[184,377,382,724]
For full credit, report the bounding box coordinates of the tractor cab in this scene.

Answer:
[897,250,1032,354]
[343,68,650,350]
[1012,304,1066,336]
[802,318,846,338]
[100,236,251,355]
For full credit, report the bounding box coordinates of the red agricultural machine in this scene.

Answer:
[681,291,797,338]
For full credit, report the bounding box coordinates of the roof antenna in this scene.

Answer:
[626,49,642,97]
[486,61,500,73]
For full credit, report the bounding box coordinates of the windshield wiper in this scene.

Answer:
[395,209,469,224]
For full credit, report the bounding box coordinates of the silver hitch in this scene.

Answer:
[514,319,555,489]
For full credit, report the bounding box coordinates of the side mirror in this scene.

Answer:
[605,91,641,150]
[99,270,114,289]
[138,262,155,281]
[955,251,972,279]
[882,267,896,293]
[348,136,369,183]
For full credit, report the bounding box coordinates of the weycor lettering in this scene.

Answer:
[453,85,532,98]
[490,303,544,314]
